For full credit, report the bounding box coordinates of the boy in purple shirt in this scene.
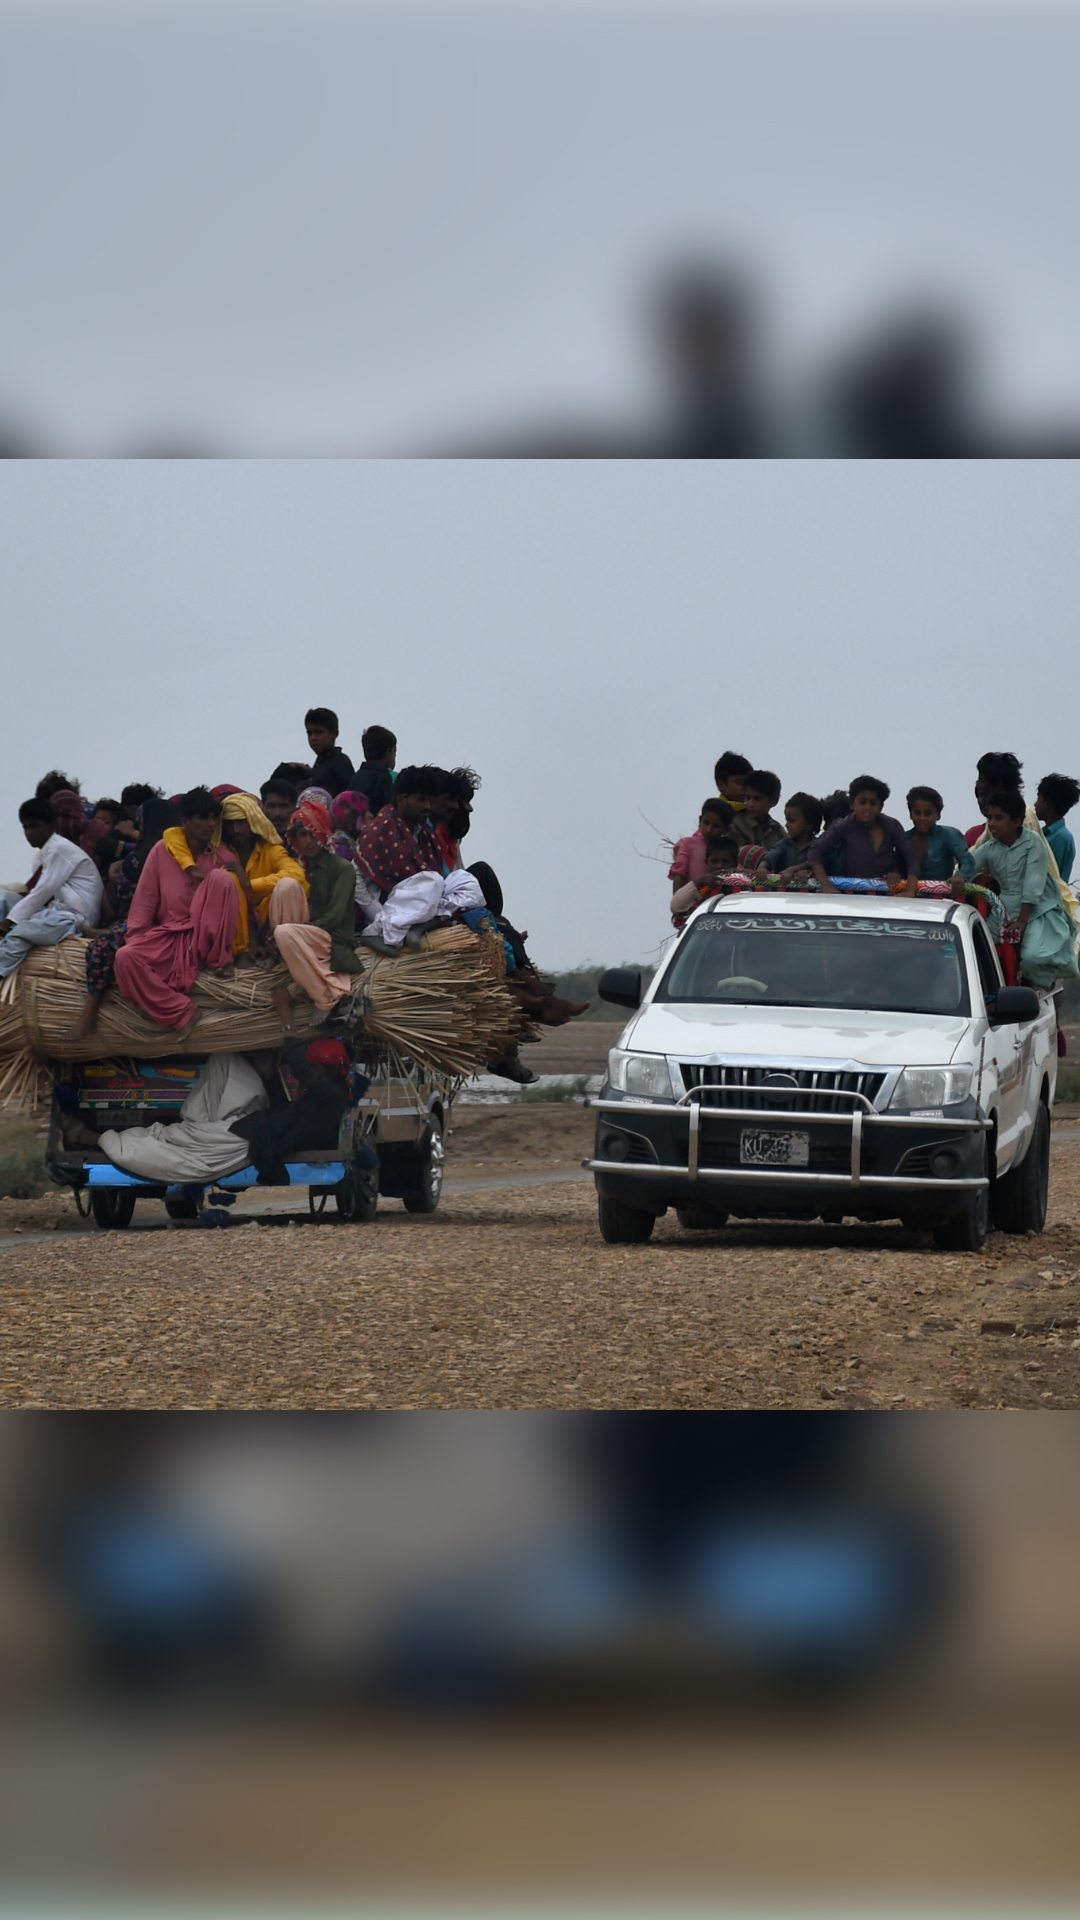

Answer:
[811,775,918,895]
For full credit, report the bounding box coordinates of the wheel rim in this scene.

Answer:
[427,1127,445,1199]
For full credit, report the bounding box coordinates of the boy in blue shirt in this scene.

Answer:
[1035,773,1080,883]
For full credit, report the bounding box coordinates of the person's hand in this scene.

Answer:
[116,820,138,840]
[188,867,206,886]
[884,869,901,888]
[0,919,12,935]
[951,875,967,899]
[217,849,241,873]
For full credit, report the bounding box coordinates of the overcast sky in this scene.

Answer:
[2,2,1080,450]
[0,458,1077,970]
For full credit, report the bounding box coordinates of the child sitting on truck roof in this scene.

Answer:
[670,837,739,924]
[765,792,823,880]
[669,799,735,893]
[905,786,975,884]
[811,776,919,895]
[730,769,785,850]
[1035,773,1080,885]
[713,751,752,813]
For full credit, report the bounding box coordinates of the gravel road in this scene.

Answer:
[2,1094,1080,1408]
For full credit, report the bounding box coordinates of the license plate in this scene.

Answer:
[740,1127,810,1167]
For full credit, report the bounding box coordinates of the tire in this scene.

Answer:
[993,1100,1050,1236]
[598,1195,655,1244]
[933,1140,990,1251]
[336,1162,379,1223]
[676,1204,730,1231]
[401,1117,445,1215]
[164,1197,200,1221]
[90,1189,137,1231]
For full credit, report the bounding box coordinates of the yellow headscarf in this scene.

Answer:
[215,791,282,846]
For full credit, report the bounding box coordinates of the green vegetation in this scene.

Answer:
[0,1121,51,1199]
[1055,1064,1080,1104]
[519,1075,591,1104]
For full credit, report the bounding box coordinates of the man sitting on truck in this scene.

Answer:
[0,797,103,978]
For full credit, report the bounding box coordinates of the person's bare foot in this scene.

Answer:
[61,995,102,1045]
[60,1114,101,1149]
[537,996,591,1026]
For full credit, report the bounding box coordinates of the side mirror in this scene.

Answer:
[598,966,642,1011]
[990,985,1040,1025]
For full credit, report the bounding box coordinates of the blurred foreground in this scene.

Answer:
[4,2,1080,456]
[0,1412,1078,1899]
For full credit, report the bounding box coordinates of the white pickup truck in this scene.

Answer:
[589,893,1058,1251]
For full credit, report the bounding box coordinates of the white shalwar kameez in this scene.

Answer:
[97,1053,267,1185]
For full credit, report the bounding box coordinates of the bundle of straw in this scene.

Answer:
[0,925,528,1107]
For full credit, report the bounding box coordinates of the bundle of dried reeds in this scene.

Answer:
[0,924,527,1106]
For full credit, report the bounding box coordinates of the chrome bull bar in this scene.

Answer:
[590,1088,990,1192]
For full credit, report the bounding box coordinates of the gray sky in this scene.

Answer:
[0,459,1077,970]
[2,1,1080,450]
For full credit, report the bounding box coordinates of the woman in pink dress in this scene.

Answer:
[114,787,241,1035]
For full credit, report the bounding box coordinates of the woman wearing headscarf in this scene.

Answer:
[267,798,367,1027]
[328,790,381,927]
[62,796,183,1044]
[49,787,109,861]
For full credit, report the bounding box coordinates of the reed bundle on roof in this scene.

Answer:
[0,924,527,1109]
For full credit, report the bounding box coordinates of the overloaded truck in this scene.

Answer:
[590,892,1056,1249]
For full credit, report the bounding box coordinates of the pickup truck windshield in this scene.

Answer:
[659,914,970,1017]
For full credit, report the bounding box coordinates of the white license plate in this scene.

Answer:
[740,1127,810,1167]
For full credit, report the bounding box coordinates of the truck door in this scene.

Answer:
[972,919,1024,1170]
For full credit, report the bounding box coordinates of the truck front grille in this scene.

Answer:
[679,1063,886,1113]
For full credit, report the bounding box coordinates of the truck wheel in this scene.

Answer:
[90,1190,137,1231]
[992,1101,1050,1236]
[401,1118,444,1215]
[676,1204,730,1231]
[336,1164,379,1223]
[598,1196,655,1243]
[164,1197,200,1221]
[932,1140,990,1252]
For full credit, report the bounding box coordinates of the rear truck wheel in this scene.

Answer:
[933,1139,990,1251]
[164,1197,200,1221]
[598,1195,655,1244]
[336,1162,379,1223]
[401,1117,445,1215]
[90,1190,137,1231]
[993,1100,1050,1236]
[676,1204,730,1231]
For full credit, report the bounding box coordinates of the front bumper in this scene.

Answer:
[589,1091,989,1216]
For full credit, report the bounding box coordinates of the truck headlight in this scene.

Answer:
[888,1066,972,1110]
[607,1050,675,1100]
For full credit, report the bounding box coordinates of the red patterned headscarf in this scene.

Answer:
[288,799,334,850]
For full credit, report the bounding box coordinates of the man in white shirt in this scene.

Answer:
[0,797,103,978]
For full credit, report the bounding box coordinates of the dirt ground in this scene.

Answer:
[1,1097,1080,1409]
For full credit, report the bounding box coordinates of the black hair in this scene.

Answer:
[976,751,1023,791]
[441,765,481,841]
[745,767,781,807]
[468,861,503,918]
[849,774,890,804]
[714,751,753,785]
[986,788,1026,822]
[700,797,734,825]
[710,837,739,862]
[305,707,339,733]
[120,783,162,811]
[784,791,823,835]
[93,798,124,821]
[35,770,80,801]
[820,789,851,826]
[178,786,222,820]
[19,797,55,827]
[394,764,442,798]
[906,785,944,816]
[1037,773,1080,817]
[362,725,397,761]
[260,777,298,804]
[270,761,313,788]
